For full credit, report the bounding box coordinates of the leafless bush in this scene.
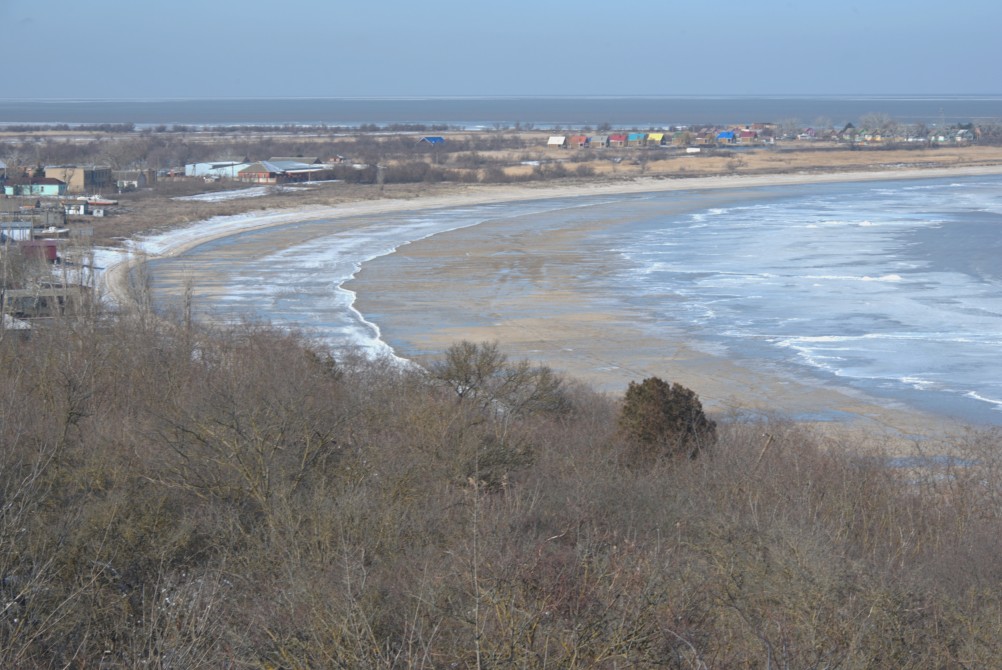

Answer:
[1,307,1001,666]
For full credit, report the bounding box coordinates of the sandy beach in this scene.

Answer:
[104,165,1002,448]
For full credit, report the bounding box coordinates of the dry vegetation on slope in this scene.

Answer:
[2,304,1001,667]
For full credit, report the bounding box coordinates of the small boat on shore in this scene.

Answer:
[77,195,118,206]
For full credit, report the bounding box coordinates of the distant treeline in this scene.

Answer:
[0,122,137,133]
[1,122,454,134]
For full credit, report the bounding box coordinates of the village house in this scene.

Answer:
[184,160,250,180]
[237,159,335,184]
[3,177,67,197]
[954,129,974,144]
[43,166,112,194]
[546,136,567,149]
[694,131,715,145]
[237,161,290,184]
[608,133,628,147]
[113,169,157,191]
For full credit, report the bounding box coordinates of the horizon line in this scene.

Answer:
[2,94,1002,104]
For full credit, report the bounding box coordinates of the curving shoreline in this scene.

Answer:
[102,165,1002,449]
[102,164,1002,305]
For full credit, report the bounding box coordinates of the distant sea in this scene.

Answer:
[1,96,1001,128]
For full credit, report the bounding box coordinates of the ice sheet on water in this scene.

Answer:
[612,175,1002,424]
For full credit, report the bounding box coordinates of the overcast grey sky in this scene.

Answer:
[1,0,998,99]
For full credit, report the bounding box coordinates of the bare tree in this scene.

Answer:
[859,111,898,136]
[778,117,802,139]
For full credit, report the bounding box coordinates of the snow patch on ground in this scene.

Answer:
[88,206,336,301]
[173,185,311,202]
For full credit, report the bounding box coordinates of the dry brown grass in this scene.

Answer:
[546,143,1002,180]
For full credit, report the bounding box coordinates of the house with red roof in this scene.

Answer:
[608,133,628,147]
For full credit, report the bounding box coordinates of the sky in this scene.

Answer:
[1,0,1000,99]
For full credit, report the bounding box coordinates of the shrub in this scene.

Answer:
[618,377,716,462]
[430,340,569,419]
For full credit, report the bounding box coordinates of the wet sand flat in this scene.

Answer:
[348,190,961,446]
[106,166,1002,450]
